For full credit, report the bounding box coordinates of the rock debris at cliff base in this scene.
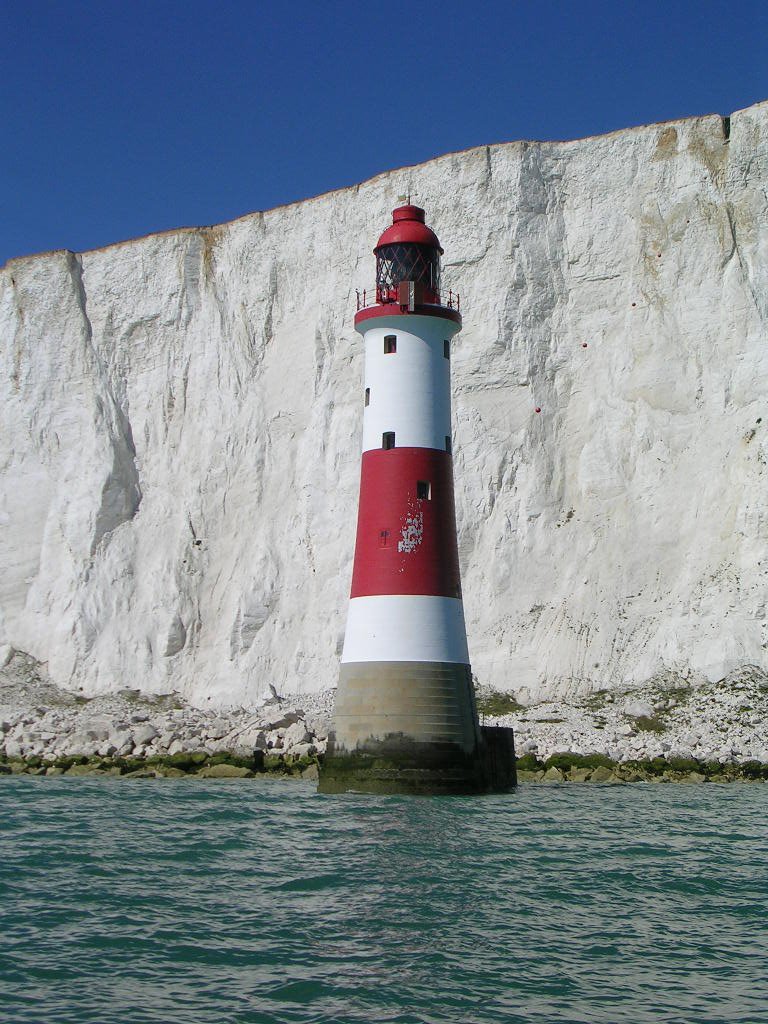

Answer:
[2,653,767,775]
[0,653,332,770]
[1,102,768,706]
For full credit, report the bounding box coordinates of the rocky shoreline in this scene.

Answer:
[0,652,331,780]
[2,652,767,783]
[513,755,768,784]
[476,664,768,768]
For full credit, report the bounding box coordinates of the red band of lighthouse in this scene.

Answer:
[350,448,460,598]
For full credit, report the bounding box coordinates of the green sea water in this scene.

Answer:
[1,777,767,1024]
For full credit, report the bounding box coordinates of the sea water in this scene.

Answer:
[1,778,767,1024]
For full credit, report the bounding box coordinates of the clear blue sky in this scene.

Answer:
[2,0,766,266]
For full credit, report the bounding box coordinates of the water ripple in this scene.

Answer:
[1,778,768,1023]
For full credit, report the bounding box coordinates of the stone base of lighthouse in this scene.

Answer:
[318,661,516,795]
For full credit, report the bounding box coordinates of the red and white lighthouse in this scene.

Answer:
[319,204,515,794]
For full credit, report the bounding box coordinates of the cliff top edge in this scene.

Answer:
[3,98,765,271]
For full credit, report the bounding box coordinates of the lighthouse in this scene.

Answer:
[319,204,516,795]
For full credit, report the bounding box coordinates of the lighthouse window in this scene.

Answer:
[384,335,397,354]
[445,436,452,453]
[382,431,396,450]
[417,480,431,500]
[444,340,450,359]
[365,387,370,407]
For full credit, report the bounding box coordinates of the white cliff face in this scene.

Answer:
[1,102,767,707]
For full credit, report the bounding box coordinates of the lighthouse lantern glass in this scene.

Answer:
[376,243,441,304]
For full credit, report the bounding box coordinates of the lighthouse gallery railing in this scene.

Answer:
[355,287,461,312]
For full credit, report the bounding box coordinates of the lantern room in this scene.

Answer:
[374,204,443,305]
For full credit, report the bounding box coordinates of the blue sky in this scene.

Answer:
[2,0,766,265]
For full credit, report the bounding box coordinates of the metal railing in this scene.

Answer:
[355,287,461,312]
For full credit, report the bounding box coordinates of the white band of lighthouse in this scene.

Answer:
[361,316,461,453]
[341,595,470,664]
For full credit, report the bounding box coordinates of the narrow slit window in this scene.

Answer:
[384,335,397,354]
[417,480,431,500]
[379,529,389,547]
[382,431,395,450]
[365,387,370,407]
[445,435,452,453]
[444,339,450,359]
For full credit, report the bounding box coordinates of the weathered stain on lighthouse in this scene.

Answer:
[398,504,423,553]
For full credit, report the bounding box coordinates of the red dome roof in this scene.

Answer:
[374,204,443,253]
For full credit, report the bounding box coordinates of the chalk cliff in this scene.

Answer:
[2,101,767,706]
